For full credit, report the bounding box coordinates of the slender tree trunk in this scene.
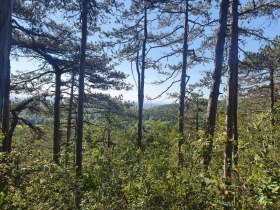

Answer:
[203,0,230,169]
[178,0,189,166]
[232,0,239,169]
[224,0,238,208]
[232,54,239,167]
[269,68,275,126]
[196,98,199,139]
[107,112,112,148]
[137,5,147,149]
[53,71,62,164]
[75,0,88,177]
[0,0,13,152]
[65,72,75,165]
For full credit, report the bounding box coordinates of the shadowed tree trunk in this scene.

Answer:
[0,0,13,152]
[53,71,62,164]
[203,0,230,170]
[178,0,189,167]
[2,68,10,152]
[75,0,88,177]
[224,0,238,208]
[137,4,147,149]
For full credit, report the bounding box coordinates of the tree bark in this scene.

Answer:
[178,0,189,167]
[137,5,147,149]
[269,68,275,126]
[7,112,18,151]
[224,0,238,208]
[65,72,75,165]
[0,0,13,152]
[107,111,112,148]
[53,71,62,164]
[196,98,199,139]
[203,0,230,169]
[232,0,239,169]
[75,0,88,177]
[2,66,10,152]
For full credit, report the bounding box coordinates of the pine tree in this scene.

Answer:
[0,0,13,152]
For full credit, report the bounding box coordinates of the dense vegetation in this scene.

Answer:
[1,0,280,209]
[1,102,280,209]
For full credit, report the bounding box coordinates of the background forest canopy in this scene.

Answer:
[1,0,280,209]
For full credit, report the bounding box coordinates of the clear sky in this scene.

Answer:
[106,2,280,103]
[10,1,280,104]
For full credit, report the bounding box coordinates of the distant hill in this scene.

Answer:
[143,101,169,109]
[143,103,179,123]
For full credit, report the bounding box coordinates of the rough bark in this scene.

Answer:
[75,0,88,177]
[0,0,13,152]
[224,0,238,207]
[178,0,189,166]
[53,71,62,164]
[137,5,147,149]
[232,0,239,169]
[203,0,230,169]
[65,72,75,165]
[2,66,10,152]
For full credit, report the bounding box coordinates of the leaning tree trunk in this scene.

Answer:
[224,0,238,208]
[203,0,230,170]
[75,0,88,177]
[178,0,189,167]
[0,0,13,152]
[53,71,62,164]
[137,5,147,149]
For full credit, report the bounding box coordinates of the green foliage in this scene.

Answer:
[1,101,280,209]
[0,150,78,209]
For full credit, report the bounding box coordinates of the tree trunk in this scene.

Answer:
[7,112,18,151]
[53,71,62,164]
[65,72,75,165]
[224,0,238,208]
[196,98,199,139]
[178,0,189,167]
[269,68,275,126]
[137,5,147,149]
[107,112,112,148]
[0,0,13,152]
[2,66,10,152]
[203,0,230,169]
[75,0,88,177]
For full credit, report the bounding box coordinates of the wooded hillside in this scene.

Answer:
[1,0,280,209]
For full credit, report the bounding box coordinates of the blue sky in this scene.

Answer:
[107,3,280,103]
[10,1,280,104]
